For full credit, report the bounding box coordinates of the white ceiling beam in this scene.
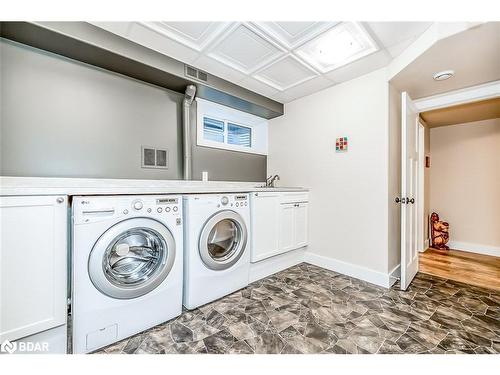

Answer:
[414,80,500,112]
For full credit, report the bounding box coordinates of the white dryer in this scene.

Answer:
[183,194,251,309]
[71,195,183,354]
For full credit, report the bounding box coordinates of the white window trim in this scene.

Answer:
[196,98,268,156]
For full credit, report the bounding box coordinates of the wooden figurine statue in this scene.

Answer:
[430,212,450,250]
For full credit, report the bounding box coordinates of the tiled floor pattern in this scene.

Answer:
[96,263,500,354]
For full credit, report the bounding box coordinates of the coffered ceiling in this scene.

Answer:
[90,21,432,103]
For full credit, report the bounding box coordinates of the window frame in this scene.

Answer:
[196,98,268,155]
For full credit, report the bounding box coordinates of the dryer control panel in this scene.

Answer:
[218,194,249,209]
[73,195,182,225]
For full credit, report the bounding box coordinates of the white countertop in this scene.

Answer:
[0,176,308,196]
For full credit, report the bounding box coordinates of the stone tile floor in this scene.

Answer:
[96,263,500,354]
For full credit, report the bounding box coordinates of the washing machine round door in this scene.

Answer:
[198,210,248,270]
[88,217,176,299]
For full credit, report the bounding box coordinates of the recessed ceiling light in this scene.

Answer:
[433,70,455,81]
[295,22,378,73]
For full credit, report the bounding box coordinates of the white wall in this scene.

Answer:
[429,118,500,256]
[268,68,391,285]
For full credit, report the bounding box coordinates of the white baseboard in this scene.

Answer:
[389,264,401,287]
[249,248,306,283]
[419,239,430,253]
[448,241,500,257]
[304,252,393,289]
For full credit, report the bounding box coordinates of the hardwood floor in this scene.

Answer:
[419,247,500,291]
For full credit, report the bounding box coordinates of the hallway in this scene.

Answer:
[419,248,500,291]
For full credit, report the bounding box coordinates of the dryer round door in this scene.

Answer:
[88,217,176,299]
[198,210,248,271]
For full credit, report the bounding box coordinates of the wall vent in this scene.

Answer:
[141,146,169,169]
[185,65,208,82]
[186,65,197,78]
[197,70,208,82]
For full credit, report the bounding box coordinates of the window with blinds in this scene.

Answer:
[228,123,252,147]
[203,117,225,143]
[197,98,267,155]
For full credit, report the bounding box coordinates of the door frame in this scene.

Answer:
[399,81,500,283]
[417,122,426,253]
[414,80,500,112]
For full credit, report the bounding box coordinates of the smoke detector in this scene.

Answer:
[433,70,455,81]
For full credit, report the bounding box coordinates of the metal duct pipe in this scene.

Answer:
[183,85,197,180]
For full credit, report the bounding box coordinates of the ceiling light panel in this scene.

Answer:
[254,21,338,49]
[253,55,318,91]
[295,22,378,73]
[140,22,229,51]
[207,23,285,74]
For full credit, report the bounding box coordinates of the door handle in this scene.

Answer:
[395,197,414,204]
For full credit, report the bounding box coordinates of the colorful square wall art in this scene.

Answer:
[336,136,348,152]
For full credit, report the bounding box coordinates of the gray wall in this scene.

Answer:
[0,38,266,182]
[1,39,183,180]
[189,101,267,182]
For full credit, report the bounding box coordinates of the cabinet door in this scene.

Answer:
[0,195,67,342]
[294,202,309,248]
[278,203,295,252]
[250,193,281,262]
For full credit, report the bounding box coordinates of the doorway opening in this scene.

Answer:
[417,97,500,291]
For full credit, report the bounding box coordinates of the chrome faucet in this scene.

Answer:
[266,174,280,187]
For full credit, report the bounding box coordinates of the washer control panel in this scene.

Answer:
[215,194,249,208]
[73,195,182,225]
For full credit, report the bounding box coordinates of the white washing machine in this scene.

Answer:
[183,193,251,309]
[71,195,183,354]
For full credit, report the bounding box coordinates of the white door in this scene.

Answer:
[294,202,309,248]
[250,192,280,262]
[278,204,295,252]
[401,92,420,290]
[0,195,67,342]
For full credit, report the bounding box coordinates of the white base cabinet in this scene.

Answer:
[251,191,309,262]
[0,195,68,350]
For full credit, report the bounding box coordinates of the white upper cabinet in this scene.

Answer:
[0,195,68,342]
[251,191,309,262]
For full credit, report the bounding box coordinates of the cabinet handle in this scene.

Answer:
[56,197,64,204]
